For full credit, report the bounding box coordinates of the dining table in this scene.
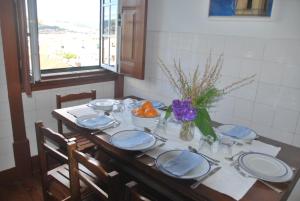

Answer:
[52,98,300,201]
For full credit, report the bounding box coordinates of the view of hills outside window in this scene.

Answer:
[36,0,100,70]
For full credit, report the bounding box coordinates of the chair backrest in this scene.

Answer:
[56,90,96,133]
[68,141,120,201]
[35,121,70,200]
[124,181,151,201]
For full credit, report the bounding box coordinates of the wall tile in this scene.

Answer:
[241,38,265,59]
[233,98,254,121]
[221,56,242,77]
[296,117,300,135]
[224,36,244,57]
[34,90,56,110]
[260,61,284,85]
[207,35,225,55]
[0,119,13,139]
[264,39,289,64]
[273,108,299,133]
[292,135,300,148]
[252,103,275,127]
[256,82,281,106]
[22,93,36,112]
[282,65,300,89]
[278,87,300,112]
[0,100,11,121]
[0,152,15,171]
[240,59,262,78]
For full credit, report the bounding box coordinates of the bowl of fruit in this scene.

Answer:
[131,101,161,130]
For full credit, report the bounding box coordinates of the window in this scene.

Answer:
[17,0,147,93]
[26,0,119,82]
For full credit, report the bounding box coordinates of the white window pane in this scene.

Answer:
[36,0,100,70]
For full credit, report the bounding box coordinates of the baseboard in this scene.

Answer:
[0,155,39,184]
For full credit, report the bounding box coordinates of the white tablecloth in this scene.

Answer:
[100,111,281,200]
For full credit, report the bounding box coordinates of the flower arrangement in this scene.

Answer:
[158,54,255,141]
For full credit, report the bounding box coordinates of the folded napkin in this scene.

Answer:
[162,150,203,177]
[151,100,163,108]
[79,115,113,128]
[113,131,153,148]
[68,107,97,118]
[223,126,252,138]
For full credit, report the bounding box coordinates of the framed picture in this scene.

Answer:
[209,0,274,17]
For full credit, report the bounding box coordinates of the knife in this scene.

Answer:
[190,166,221,189]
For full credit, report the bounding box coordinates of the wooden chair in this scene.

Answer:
[124,181,151,201]
[56,90,96,152]
[35,121,100,201]
[68,141,121,201]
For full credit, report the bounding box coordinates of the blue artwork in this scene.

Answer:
[209,0,273,17]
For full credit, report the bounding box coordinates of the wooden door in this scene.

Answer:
[120,0,147,80]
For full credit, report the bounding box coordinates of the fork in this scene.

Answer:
[234,163,283,193]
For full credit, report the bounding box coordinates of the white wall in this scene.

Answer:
[0,29,15,171]
[124,1,300,200]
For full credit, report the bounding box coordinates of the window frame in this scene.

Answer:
[16,0,147,94]
[18,0,120,93]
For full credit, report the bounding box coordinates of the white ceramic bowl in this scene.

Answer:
[131,111,160,130]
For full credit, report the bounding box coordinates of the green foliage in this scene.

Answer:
[63,52,77,60]
[164,105,172,120]
[195,87,221,109]
[194,108,217,141]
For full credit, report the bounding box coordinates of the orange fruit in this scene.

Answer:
[133,108,145,117]
[144,108,158,117]
[141,101,153,110]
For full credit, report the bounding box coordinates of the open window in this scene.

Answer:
[17,0,147,94]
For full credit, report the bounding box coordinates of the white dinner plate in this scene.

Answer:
[76,114,115,130]
[156,150,211,179]
[238,152,294,182]
[89,99,118,111]
[217,124,257,140]
[110,130,156,151]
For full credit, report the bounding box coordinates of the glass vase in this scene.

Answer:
[179,121,195,141]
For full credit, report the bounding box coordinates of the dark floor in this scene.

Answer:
[0,176,43,201]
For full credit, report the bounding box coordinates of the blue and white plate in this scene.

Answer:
[217,124,257,140]
[76,114,115,130]
[110,130,156,151]
[156,150,211,179]
[238,152,294,182]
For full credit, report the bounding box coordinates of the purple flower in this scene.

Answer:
[172,99,197,122]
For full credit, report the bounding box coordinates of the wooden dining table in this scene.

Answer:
[52,102,300,201]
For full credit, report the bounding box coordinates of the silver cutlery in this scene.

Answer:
[233,163,283,193]
[135,142,166,158]
[190,166,222,189]
[90,120,120,135]
[144,127,168,142]
[188,146,220,165]
[225,151,244,161]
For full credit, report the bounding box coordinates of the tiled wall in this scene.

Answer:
[0,30,15,171]
[23,82,115,156]
[128,32,300,147]
[125,0,300,148]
